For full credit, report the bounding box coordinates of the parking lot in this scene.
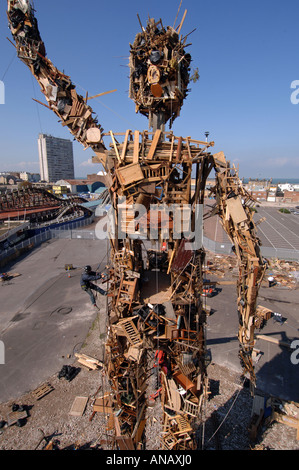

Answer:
[204,201,299,260]
[253,206,299,252]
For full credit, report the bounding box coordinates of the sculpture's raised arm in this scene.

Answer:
[7,0,106,158]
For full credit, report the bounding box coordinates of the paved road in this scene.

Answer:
[0,237,109,404]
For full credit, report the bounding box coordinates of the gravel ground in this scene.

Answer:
[0,310,298,451]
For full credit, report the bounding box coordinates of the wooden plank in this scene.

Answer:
[87,89,117,100]
[175,136,183,162]
[109,130,121,163]
[134,419,146,443]
[147,129,162,160]
[69,396,88,417]
[177,9,187,35]
[133,130,140,163]
[121,129,131,161]
[76,357,98,370]
[75,353,103,368]
[168,379,182,412]
[226,196,247,225]
[93,395,113,414]
[115,436,135,450]
[256,334,292,349]
[272,411,299,440]
[131,402,147,439]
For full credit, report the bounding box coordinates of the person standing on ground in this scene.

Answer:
[80,265,107,307]
[268,275,275,287]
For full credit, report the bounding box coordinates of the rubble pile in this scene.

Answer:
[267,259,299,289]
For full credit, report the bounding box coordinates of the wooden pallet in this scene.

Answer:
[7,409,28,426]
[33,382,54,400]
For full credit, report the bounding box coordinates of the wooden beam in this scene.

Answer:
[256,334,292,349]
[147,129,162,160]
[177,10,187,35]
[121,129,131,161]
[110,130,121,163]
[87,89,117,100]
[133,130,140,163]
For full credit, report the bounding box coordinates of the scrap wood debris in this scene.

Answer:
[249,393,299,443]
[75,353,104,371]
[266,259,299,289]
[7,0,270,450]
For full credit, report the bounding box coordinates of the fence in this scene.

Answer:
[0,215,95,266]
[203,236,233,255]
[1,216,299,266]
[203,236,299,261]
[51,228,98,240]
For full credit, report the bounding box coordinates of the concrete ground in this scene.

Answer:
[0,236,109,404]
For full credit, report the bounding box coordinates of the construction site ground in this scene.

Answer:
[0,233,299,450]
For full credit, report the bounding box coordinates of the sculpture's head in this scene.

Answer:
[129,18,192,130]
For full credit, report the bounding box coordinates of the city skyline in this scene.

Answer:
[0,0,299,179]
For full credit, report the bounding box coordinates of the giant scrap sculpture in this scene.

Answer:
[6,0,266,450]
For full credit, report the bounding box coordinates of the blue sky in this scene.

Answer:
[0,0,298,180]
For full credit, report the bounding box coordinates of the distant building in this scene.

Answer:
[87,172,108,186]
[52,185,69,196]
[250,189,268,201]
[283,190,299,203]
[278,183,295,192]
[0,174,20,185]
[19,172,40,183]
[55,178,105,194]
[38,134,74,183]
